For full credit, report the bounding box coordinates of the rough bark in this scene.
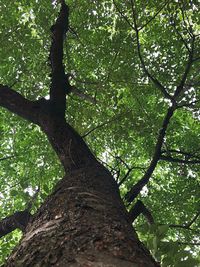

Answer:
[5,160,158,267]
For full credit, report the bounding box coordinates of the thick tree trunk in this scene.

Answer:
[5,165,158,267]
[4,113,159,267]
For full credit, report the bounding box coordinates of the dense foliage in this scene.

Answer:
[0,0,199,266]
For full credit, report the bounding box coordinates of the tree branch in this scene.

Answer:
[130,0,174,102]
[161,149,200,164]
[177,241,200,246]
[0,210,31,238]
[118,166,145,186]
[71,86,96,104]
[0,156,14,161]
[170,14,191,54]
[119,168,134,187]
[124,2,198,204]
[49,1,70,115]
[128,200,154,224]
[139,0,170,31]
[113,0,135,31]
[168,224,193,231]
[0,85,39,124]
[82,113,127,138]
[0,187,40,238]
[186,211,200,228]
[174,36,195,98]
[125,106,175,203]
[180,5,193,38]
[160,155,200,165]
[162,149,200,158]
[168,211,200,231]
[177,99,200,109]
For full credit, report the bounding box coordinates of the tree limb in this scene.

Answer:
[49,1,70,115]
[0,85,39,124]
[130,0,174,102]
[71,86,96,104]
[174,36,195,98]
[119,168,134,187]
[128,200,154,224]
[177,241,200,246]
[113,0,135,31]
[170,13,191,54]
[82,113,126,138]
[124,2,198,204]
[168,224,193,231]
[177,99,200,109]
[118,166,145,186]
[139,0,170,31]
[186,211,200,228]
[0,210,31,238]
[160,155,200,165]
[162,149,200,158]
[0,187,40,238]
[125,106,175,203]
[0,156,14,161]
[169,211,200,231]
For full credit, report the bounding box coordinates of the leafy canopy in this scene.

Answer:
[0,0,199,266]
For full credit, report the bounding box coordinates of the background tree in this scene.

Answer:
[0,0,199,266]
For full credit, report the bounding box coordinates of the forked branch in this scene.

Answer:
[169,211,200,231]
[0,2,70,122]
[125,1,197,204]
[174,35,195,98]
[130,0,174,102]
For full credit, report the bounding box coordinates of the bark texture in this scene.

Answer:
[5,162,159,267]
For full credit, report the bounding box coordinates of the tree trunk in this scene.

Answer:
[1,2,160,266]
[4,113,159,267]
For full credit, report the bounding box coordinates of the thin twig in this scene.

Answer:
[186,211,200,228]
[139,0,170,31]
[160,155,200,165]
[169,211,200,231]
[113,0,135,31]
[0,156,15,161]
[71,86,96,104]
[174,36,195,98]
[82,112,129,138]
[162,149,200,158]
[170,14,191,53]
[119,166,145,186]
[130,0,174,102]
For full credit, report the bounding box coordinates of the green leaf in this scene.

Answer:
[157,225,169,238]
[175,258,199,267]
